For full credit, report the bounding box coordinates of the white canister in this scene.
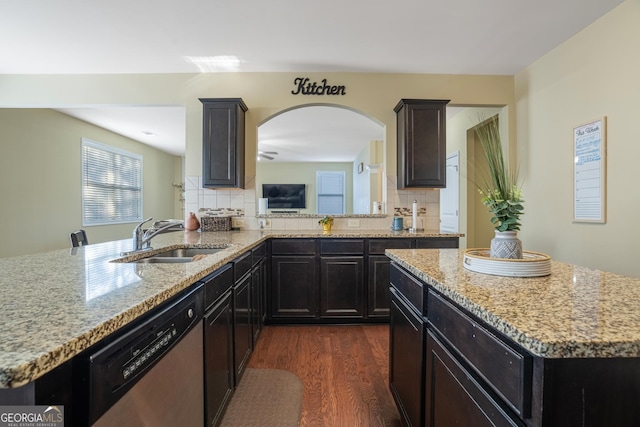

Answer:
[372,201,380,214]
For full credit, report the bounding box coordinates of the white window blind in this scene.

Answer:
[82,138,143,226]
[316,171,345,215]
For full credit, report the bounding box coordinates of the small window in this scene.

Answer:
[316,171,345,215]
[82,138,143,226]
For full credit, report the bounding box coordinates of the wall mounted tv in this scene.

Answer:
[262,184,306,209]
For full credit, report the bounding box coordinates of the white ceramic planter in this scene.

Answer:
[490,230,523,259]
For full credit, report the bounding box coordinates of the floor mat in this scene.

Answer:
[220,368,303,427]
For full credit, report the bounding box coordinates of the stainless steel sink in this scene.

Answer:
[151,248,226,258]
[127,247,229,263]
[134,257,197,264]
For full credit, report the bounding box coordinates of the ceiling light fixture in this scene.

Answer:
[184,55,241,72]
[258,151,278,161]
[141,130,155,136]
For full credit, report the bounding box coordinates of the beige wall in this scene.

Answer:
[515,0,639,277]
[0,109,180,257]
[0,72,515,177]
[0,71,515,225]
[0,72,514,249]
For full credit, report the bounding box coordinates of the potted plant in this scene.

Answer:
[474,116,524,259]
[318,215,334,232]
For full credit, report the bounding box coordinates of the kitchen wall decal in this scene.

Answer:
[291,77,346,95]
[573,116,606,223]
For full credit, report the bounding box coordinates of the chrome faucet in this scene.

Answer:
[123,217,184,255]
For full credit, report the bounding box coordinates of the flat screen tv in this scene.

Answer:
[262,184,306,209]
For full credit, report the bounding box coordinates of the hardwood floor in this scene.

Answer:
[247,324,402,427]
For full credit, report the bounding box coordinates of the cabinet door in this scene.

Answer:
[233,273,252,383]
[367,255,392,318]
[204,291,234,427]
[259,258,268,326]
[320,256,364,318]
[395,99,449,189]
[251,263,263,346]
[389,287,425,427]
[200,98,247,188]
[270,256,318,319]
[425,330,520,427]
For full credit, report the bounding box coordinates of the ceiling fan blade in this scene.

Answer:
[259,153,274,160]
[262,151,279,155]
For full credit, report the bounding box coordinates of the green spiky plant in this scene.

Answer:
[475,116,524,232]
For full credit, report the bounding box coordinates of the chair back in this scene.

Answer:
[70,230,89,247]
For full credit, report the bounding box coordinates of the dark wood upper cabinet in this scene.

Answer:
[200,98,248,188]
[395,99,449,189]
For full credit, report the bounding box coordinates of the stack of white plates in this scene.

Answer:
[463,249,551,277]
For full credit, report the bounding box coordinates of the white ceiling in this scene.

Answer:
[1,0,623,158]
[55,106,187,156]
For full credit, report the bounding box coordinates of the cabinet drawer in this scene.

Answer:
[428,290,531,417]
[271,239,316,255]
[233,251,252,281]
[415,237,459,249]
[320,239,364,255]
[202,264,234,310]
[368,238,413,255]
[390,263,426,315]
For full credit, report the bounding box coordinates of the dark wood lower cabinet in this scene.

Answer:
[389,287,424,427]
[368,255,393,318]
[233,272,252,383]
[270,255,318,319]
[320,256,364,318]
[204,291,234,427]
[251,261,263,345]
[425,330,521,427]
[268,237,459,324]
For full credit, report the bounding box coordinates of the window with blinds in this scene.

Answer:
[316,171,345,215]
[82,138,143,226]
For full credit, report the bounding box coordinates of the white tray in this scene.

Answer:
[463,249,551,277]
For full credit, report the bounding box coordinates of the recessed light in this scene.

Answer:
[141,130,155,136]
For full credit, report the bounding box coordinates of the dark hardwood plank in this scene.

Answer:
[248,325,402,427]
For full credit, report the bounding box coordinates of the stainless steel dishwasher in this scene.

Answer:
[74,285,204,426]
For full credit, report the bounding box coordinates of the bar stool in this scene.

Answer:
[70,230,89,247]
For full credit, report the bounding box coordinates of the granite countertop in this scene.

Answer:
[0,228,459,388]
[386,248,640,359]
[263,228,461,238]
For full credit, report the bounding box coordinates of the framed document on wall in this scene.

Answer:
[573,117,606,223]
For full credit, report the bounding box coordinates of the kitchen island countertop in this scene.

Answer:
[386,248,640,359]
[0,228,458,388]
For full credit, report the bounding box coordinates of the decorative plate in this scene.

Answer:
[463,249,551,277]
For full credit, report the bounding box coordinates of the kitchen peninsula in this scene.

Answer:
[386,248,640,427]
[0,228,459,424]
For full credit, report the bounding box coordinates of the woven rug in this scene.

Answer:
[220,368,303,427]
